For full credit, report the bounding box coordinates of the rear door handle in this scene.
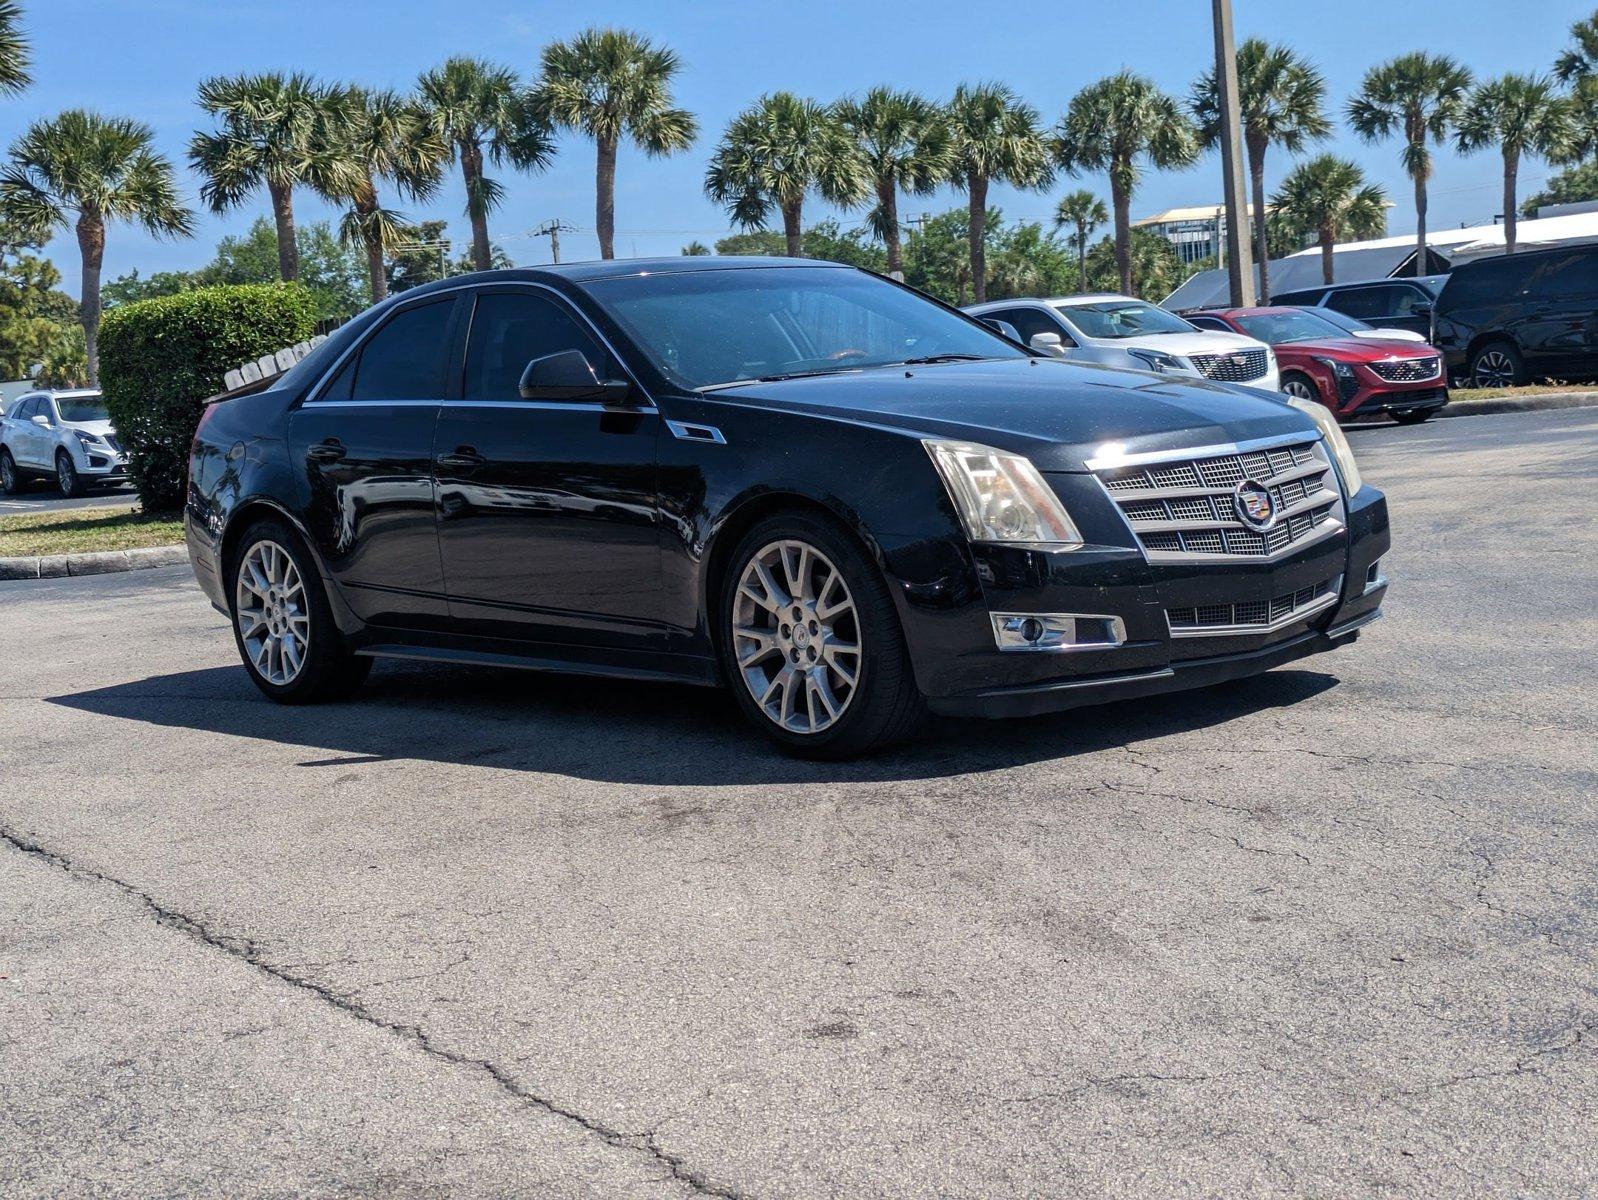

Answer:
[306,438,346,463]
[437,447,487,470]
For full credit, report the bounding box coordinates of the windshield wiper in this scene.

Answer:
[697,367,855,391]
[897,353,987,365]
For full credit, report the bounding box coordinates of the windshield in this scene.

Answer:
[55,394,108,422]
[584,266,1024,389]
[1310,308,1374,335]
[1233,309,1348,345]
[1053,300,1194,340]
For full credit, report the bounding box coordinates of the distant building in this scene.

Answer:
[1133,204,1262,266]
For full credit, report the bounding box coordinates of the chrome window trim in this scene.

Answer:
[308,399,658,415]
[1084,430,1318,472]
[300,279,652,409]
[1166,586,1340,638]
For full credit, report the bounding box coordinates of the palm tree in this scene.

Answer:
[835,88,950,279]
[1052,189,1108,292]
[1057,73,1198,298]
[1,111,194,384]
[681,240,710,255]
[531,28,696,261]
[325,88,444,303]
[1348,53,1473,274]
[1554,9,1598,83]
[0,1,31,96]
[704,92,868,258]
[417,57,554,271]
[945,83,1051,304]
[190,72,344,283]
[1455,75,1574,254]
[1270,155,1387,284]
[1192,38,1330,301]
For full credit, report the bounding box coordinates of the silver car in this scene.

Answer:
[0,389,129,498]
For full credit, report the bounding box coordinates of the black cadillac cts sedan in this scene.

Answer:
[185,258,1389,756]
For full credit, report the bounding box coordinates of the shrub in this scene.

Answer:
[99,282,317,511]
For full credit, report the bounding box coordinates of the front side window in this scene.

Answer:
[585,266,1022,390]
[349,299,455,401]
[55,394,108,423]
[463,292,617,400]
[1326,286,1398,319]
[994,306,1074,347]
[1051,300,1194,339]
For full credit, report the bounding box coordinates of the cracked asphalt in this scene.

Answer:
[2,407,1594,1198]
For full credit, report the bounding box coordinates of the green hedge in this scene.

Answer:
[99,283,317,511]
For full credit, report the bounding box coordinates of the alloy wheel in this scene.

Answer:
[1473,350,1517,388]
[732,538,862,734]
[56,454,76,495]
[1281,378,1318,401]
[0,452,15,493]
[235,539,311,686]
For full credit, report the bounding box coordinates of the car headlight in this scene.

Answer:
[923,439,1083,547]
[1127,348,1187,374]
[1285,396,1363,494]
[73,429,104,449]
[1311,354,1357,383]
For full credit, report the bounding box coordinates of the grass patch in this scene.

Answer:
[1451,383,1595,402]
[0,506,184,557]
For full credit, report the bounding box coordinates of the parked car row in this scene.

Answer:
[1268,242,1598,390]
[0,389,128,498]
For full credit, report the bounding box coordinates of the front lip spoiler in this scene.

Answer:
[928,613,1378,719]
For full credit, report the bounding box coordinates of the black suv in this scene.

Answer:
[1272,276,1447,340]
[1430,244,1598,388]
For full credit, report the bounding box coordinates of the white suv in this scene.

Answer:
[967,293,1281,392]
[0,389,129,498]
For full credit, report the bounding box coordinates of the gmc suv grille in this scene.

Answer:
[1188,347,1269,383]
[1096,438,1345,561]
[1367,356,1440,383]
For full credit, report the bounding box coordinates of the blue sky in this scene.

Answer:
[6,0,1591,295]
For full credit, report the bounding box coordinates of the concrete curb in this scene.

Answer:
[0,544,187,581]
[1437,391,1598,419]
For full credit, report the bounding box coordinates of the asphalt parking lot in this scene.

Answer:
[2,407,1594,1198]
[0,480,137,515]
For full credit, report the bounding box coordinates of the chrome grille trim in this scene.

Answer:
[1167,575,1343,637]
[1188,347,1270,382]
[1368,356,1441,383]
[1092,436,1346,562]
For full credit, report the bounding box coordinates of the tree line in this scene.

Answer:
[2,3,1598,386]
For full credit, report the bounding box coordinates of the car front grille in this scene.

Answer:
[1368,356,1440,382]
[1095,437,1344,561]
[1167,575,1342,634]
[1188,347,1269,383]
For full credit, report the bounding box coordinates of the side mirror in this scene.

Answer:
[518,349,632,402]
[981,317,1023,343]
[1028,331,1068,357]
[31,413,51,428]
[1411,302,1433,318]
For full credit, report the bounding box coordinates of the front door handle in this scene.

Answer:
[436,447,487,471]
[306,438,346,463]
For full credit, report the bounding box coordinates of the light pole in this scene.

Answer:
[1212,0,1256,306]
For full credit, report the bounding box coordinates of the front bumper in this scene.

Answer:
[74,445,130,481]
[882,478,1389,718]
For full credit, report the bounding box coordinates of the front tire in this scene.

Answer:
[56,450,87,498]
[719,510,924,758]
[227,518,372,704]
[0,449,21,495]
[1469,341,1525,389]
[1280,371,1324,406]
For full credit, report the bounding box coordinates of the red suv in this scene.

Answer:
[1189,307,1448,425]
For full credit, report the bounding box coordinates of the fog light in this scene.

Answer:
[990,612,1127,652]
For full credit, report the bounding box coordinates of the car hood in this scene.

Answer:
[1273,337,1440,361]
[1350,327,1427,344]
[1085,330,1266,358]
[61,418,116,438]
[702,358,1316,472]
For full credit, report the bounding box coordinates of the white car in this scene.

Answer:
[0,389,130,498]
[967,293,1281,392]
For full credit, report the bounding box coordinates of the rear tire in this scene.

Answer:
[0,449,20,495]
[1469,341,1525,389]
[56,450,87,498]
[719,509,924,758]
[227,518,372,704]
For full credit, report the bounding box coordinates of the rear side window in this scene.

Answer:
[349,299,455,401]
[1525,249,1598,298]
[1272,289,1323,306]
[462,291,617,401]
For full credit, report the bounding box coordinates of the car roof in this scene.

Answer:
[1284,275,1445,294]
[403,257,860,294]
[1453,244,1593,270]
